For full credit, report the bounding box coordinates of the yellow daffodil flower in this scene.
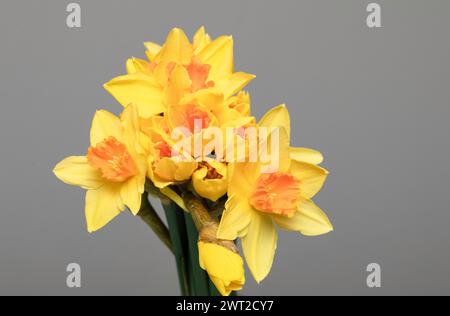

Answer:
[104,27,255,119]
[139,114,196,188]
[218,105,333,283]
[53,105,147,232]
[192,160,228,202]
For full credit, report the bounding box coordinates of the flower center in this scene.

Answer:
[249,172,301,217]
[87,137,137,182]
[185,57,215,92]
[198,162,223,180]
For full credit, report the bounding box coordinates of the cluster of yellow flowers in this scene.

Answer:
[54,27,333,296]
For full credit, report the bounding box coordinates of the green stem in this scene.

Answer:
[184,213,211,296]
[138,194,173,253]
[162,200,190,296]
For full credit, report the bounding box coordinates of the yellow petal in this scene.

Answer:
[197,35,233,81]
[120,104,144,157]
[193,26,211,53]
[217,194,253,240]
[154,157,197,182]
[272,198,333,236]
[226,91,251,116]
[259,126,290,173]
[104,73,164,118]
[143,42,162,61]
[160,187,188,212]
[198,241,245,296]
[215,72,255,99]
[147,162,174,188]
[85,183,125,233]
[289,160,328,199]
[220,115,255,130]
[227,162,258,198]
[259,104,291,141]
[165,64,191,105]
[153,158,178,181]
[175,159,198,181]
[187,89,224,111]
[156,28,193,64]
[290,147,324,165]
[241,212,277,283]
[153,28,193,84]
[53,156,104,190]
[120,105,138,143]
[126,57,151,74]
[192,167,227,202]
[90,110,123,146]
[120,170,145,215]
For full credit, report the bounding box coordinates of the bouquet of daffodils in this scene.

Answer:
[53,27,333,296]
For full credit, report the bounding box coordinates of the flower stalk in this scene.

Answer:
[182,192,238,253]
[138,193,173,253]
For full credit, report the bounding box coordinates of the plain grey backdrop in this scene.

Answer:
[0,0,449,295]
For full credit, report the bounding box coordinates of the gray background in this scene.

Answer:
[0,0,449,295]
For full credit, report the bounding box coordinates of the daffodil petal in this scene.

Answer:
[53,156,104,190]
[154,158,177,181]
[149,172,174,189]
[165,64,191,105]
[215,72,255,99]
[193,26,211,54]
[217,194,253,240]
[160,187,188,212]
[290,160,328,199]
[154,157,197,182]
[156,28,193,65]
[227,162,258,198]
[85,184,125,233]
[120,174,145,215]
[259,104,291,141]
[271,197,333,236]
[198,35,233,81]
[260,126,290,173]
[104,73,164,118]
[188,89,224,111]
[120,104,141,156]
[143,42,162,61]
[241,212,277,283]
[153,28,193,84]
[147,157,174,188]
[90,110,123,146]
[126,57,151,74]
[290,147,324,165]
